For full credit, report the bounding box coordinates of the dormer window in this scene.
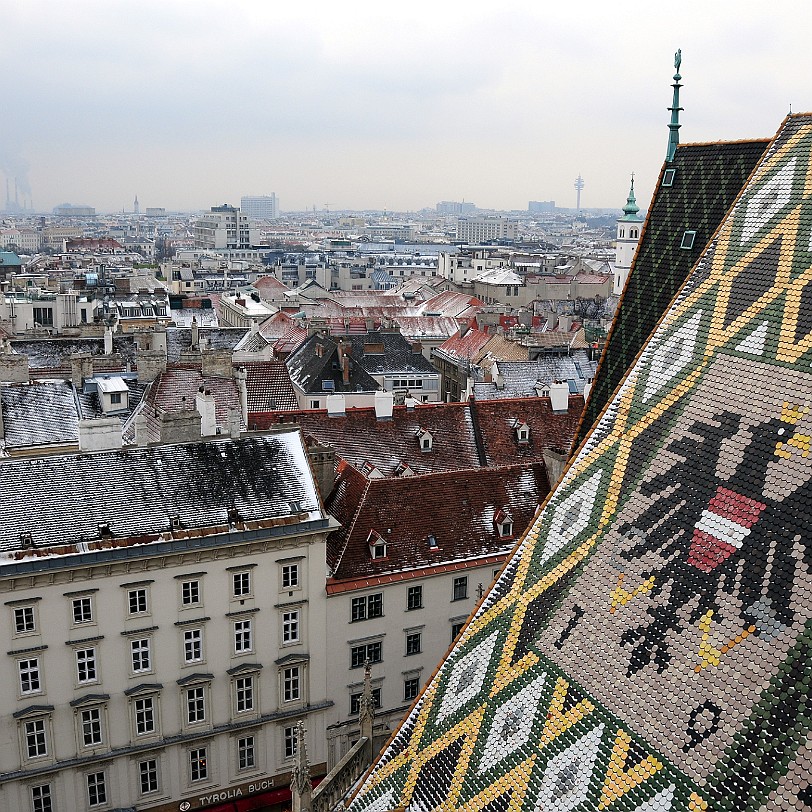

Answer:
[494,509,514,538]
[360,460,384,479]
[367,530,387,560]
[511,419,531,445]
[416,428,433,452]
[395,461,415,477]
[427,534,439,550]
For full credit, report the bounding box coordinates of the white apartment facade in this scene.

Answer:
[193,206,260,251]
[455,216,517,243]
[0,431,335,812]
[241,195,280,220]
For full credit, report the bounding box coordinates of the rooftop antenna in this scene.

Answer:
[574,175,584,213]
[666,48,683,163]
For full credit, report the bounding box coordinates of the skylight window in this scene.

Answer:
[681,230,697,250]
[662,168,676,187]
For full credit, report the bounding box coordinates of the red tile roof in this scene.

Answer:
[242,360,298,412]
[253,275,290,297]
[143,368,245,441]
[257,403,483,475]
[436,328,492,362]
[473,396,584,465]
[258,311,295,340]
[326,463,547,580]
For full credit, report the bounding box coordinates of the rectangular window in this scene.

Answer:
[407,585,423,611]
[234,619,253,654]
[282,563,299,589]
[350,641,383,668]
[19,658,41,694]
[236,676,254,713]
[131,638,151,673]
[284,726,297,759]
[238,735,255,770]
[24,718,48,758]
[81,707,103,746]
[190,747,208,782]
[662,168,676,187]
[76,647,97,683]
[233,571,251,597]
[405,632,422,656]
[184,628,203,663]
[87,772,107,807]
[128,588,148,615]
[14,605,36,634]
[110,392,122,405]
[452,576,468,601]
[351,592,383,621]
[350,687,382,715]
[680,229,697,250]
[404,677,420,701]
[186,686,206,724]
[283,666,300,702]
[31,784,52,812]
[134,696,156,735]
[33,307,54,327]
[182,579,200,606]
[451,621,465,642]
[72,596,93,624]
[282,610,299,643]
[139,758,159,794]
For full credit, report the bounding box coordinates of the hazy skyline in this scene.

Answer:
[3,0,809,216]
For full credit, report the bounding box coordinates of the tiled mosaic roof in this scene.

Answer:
[350,115,812,812]
[575,138,769,450]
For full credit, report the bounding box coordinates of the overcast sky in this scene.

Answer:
[2,0,809,215]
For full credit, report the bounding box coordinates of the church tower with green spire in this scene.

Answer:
[613,173,643,294]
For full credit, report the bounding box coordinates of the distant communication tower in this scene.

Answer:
[574,175,585,213]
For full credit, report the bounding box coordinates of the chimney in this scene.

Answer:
[151,325,168,356]
[546,311,558,330]
[411,341,422,355]
[558,314,573,332]
[191,316,199,349]
[458,322,470,338]
[228,406,241,439]
[234,365,248,424]
[326,393,346,417]
[103,325,114,355]
[196,388,217,436]
[78,417,123,452]
[583,377,593,402]
[548,380,570,413]
[374,390,394,421]
[134,411,149,446]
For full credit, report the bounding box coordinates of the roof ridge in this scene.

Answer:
[331,471,372,574]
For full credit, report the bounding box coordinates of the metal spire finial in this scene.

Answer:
[666,49,683,164]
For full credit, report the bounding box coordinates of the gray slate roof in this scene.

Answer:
[1,381,79,449]
[0,432,321,554]
[166,327,248,362]
[473,351,597,400]
[11,336,138,370]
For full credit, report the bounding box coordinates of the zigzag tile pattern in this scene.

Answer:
[349,115,812,812]
[576,139,769,451]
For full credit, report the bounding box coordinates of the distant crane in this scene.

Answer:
[574,175,585,213]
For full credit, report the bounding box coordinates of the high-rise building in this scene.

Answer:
[240,194,280,220]
[528,200,555,214]
[455,216,517,244]
[193,204,259,250]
